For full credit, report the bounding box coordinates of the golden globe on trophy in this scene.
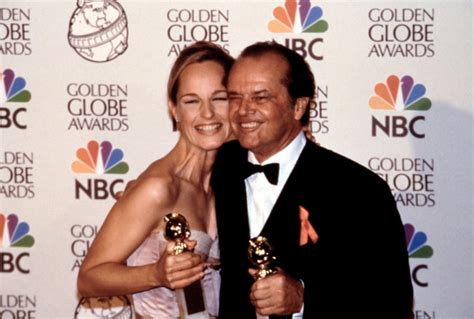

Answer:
[248,236,278,280]
[164,212,191,255]
[164,213,208,319]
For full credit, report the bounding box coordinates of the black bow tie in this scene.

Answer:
[243,162,280,185]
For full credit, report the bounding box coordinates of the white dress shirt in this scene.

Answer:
[245,131,306,319]
[245,131,306,237]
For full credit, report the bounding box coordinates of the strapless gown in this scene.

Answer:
[127,230,220,319]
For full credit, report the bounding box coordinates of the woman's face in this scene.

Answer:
[170,61,232,151]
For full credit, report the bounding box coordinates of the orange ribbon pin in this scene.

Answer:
[299,206,318,245]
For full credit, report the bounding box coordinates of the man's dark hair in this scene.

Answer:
[239,41,316,125]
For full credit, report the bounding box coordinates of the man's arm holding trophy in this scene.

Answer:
[248,236,304,317]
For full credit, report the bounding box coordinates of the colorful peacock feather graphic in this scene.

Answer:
[369,75,432,111]
[404,223,433,258]
[268,0,328,33]
[0,213,35,248]
[0,68,32,103]
[72,140,129,174]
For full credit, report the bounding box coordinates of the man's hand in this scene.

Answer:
[248,268,304,316]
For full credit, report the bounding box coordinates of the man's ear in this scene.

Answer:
[294,97,310,121]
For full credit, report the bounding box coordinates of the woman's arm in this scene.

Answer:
[77,176,204,297]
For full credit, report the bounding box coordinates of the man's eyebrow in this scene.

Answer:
[213,89,228,95]
[228,89,269,96]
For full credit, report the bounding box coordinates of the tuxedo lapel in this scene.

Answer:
[261,142,316,260]
[235,160,251,241]
[227,144,251,243]
[213,141,257,318]
[260,143,312,249]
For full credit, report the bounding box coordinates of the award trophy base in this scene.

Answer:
[175,281,209,319]
[163,213,210,318]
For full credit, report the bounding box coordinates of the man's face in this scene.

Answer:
[227,53,303,162]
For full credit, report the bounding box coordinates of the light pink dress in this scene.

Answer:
[127,230,220,319]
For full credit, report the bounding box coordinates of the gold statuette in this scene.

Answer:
[164,212,191,255]
[163,213,208,318]
[248,236,278,280]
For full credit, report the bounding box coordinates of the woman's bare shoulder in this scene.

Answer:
[127,158,174,189]
[120,161,179,214]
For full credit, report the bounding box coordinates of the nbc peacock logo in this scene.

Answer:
[0,213,34,274]
[0,69,31,103]
[268,0,328,33]
[404,223,433,258]
[369,75,431,111]
[267,1,327,61]
[0,213,35,248]
[72,140,129,175]
[404,223,433,287]
[370,75,431,138]
[0,68,31,129]
[72,140,129,200]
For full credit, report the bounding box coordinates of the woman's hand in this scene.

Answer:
[153,240,205,289]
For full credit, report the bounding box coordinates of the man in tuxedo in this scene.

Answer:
[211,41,413,318]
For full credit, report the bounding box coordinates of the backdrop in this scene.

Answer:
[0,0,472,318]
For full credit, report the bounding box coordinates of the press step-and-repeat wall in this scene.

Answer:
[1,0,472,318]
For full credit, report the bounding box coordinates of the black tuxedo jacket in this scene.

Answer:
[211,140,413,319]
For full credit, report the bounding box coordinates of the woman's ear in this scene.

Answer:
[294,97,310,121]
[168,101,179,122]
